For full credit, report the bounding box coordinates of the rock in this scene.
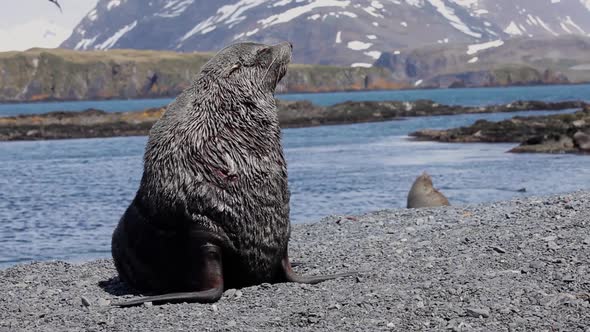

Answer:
[97,298,110,307]
[574,131,590,151]
[491,246,507,253]
[80,297,91,307]
[465,307,490,318]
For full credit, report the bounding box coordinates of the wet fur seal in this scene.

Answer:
[111,41,355,307]
[407,172,450,208]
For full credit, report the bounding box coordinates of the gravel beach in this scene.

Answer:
[2,192,589,331]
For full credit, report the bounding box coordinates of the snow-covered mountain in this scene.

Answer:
[61,0,590,66]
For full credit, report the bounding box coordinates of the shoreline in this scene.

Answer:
[1,82,589,105]
[0,100,586,142]
[2,191,589,330]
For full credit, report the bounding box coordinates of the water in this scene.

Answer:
[1,84,590,117]
[1,87,590,268]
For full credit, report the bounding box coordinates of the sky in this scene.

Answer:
[0,0,98,51]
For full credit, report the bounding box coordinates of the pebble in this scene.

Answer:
[97,298,110,307]
[491,246,506,254]
[80,297,91,307]
[224,289,237,298]
[465,307,490,318]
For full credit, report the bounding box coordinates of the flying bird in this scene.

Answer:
[48,0,62,12]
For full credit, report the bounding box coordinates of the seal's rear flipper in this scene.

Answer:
[114,243,224,307]
[114,287,224,307]
[280,255,357,284]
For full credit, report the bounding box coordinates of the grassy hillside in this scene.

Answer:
[0,48,398,103]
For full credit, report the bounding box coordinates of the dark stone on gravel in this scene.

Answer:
[1,192,590,331]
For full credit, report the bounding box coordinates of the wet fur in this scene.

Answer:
[112,42,353,306]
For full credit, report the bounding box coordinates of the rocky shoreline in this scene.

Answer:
[0,100,586,142]
[411,104,590,154]
[1,192,589,331]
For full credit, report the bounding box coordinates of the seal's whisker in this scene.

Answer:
[262,57,277,85]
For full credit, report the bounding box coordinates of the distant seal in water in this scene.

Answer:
[407,172,450,208]
[111,41,355,307]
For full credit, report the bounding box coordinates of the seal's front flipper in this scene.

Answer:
[114,244,224,307]
[279,254,357,285]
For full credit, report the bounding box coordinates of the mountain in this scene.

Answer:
[61,0,590,66]
[375,35,590,87]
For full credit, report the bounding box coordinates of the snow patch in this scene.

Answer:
[259,0,350,27]
[96,21,137,50]
[273,0,292,6]
[564,16,585,34]
[336,31,342,43]
[364,51,382,59]
[87,9,98,21]
[401,21,408,27]
[504,21,523,36]
[75,36,98,50]
[414,79,423,87]
[157,0,194,18]
[371,1,384,9]
[107,0,122,10]
[351,63,373,68]
[467,39,504,55]
[535,16,558,36]
[468,56,478,63]
[427,0,482,38]
[366,35,377,40]
[347,41,373,50]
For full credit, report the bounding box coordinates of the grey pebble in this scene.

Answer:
[2,192,590,331]
[80,297,91,307]
[491,246,506,254]
[465,307,490,318]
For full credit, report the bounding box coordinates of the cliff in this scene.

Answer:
[0,48,398,103]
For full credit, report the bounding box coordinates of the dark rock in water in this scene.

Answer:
[411,104,590,154]
[0,100,587,142]
[517,188,527,193]
[574,131,590,151]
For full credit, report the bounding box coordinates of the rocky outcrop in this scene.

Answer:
[411,105,590,154]
[0,49,398,103]
[1,99,587,142]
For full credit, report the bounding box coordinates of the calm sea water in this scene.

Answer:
[1,86,590,268]
[1,84,590,117]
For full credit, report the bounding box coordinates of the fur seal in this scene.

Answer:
[111,41,355,307]
[407,172,450,208]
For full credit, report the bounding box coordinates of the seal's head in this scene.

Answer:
[198,41,292,96]
[415,172,433,190]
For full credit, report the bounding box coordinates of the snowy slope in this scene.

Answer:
[61,0,590,65]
